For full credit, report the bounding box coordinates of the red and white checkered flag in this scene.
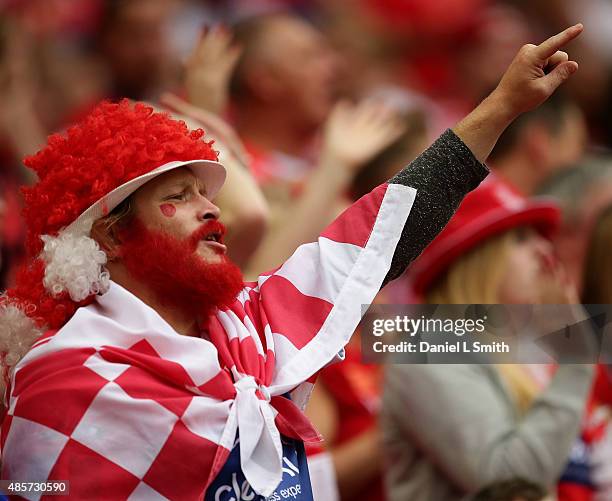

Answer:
[1,183,415,500]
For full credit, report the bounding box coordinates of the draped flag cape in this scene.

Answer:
[1,182,416,500]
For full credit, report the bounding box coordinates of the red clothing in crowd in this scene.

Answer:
[313,338,385,501]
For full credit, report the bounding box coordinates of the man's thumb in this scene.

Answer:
[542,61,579,92]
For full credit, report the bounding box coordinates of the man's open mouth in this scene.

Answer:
[190,221,227,254]
[204,231,222,243]
[200,229,226,254]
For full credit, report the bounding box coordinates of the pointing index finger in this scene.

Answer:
[536,24,584,60]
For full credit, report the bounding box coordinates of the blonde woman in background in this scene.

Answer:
[382,177,599,501]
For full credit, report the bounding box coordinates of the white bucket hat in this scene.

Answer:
[66,159,226,235]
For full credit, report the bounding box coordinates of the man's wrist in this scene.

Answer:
[480,91,520,131]
[452,90,521,163]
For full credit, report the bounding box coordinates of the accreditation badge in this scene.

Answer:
[206,433,314,501]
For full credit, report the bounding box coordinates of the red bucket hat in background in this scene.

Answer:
[406,176,561,299]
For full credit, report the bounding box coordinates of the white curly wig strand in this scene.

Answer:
[41,227,110,302]
[0,300,44,402]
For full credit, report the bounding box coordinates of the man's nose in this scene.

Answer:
[197,196,221,221]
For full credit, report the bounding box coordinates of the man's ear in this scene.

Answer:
[90,219,122,260]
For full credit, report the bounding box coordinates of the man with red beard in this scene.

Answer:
[103,191,244,326]
[0,25,583,500]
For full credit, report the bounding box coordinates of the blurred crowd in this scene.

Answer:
[2,0,612,500]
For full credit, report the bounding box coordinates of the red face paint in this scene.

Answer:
[160,203,176,217]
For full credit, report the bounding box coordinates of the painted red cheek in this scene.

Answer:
[160,204,176,217]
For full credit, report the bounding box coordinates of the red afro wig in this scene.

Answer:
[22,99,218,257]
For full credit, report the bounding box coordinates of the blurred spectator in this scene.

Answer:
[452,5,530,108]
[488,93,587,196]
[242,98,404,277]
[583,204,612,304]
[4,0,102,39]
[540,164,612,501]
[537,156,612,297]
[350,92,430,200]
[471,478,551,501]
[537,160,612,501]
[323,2,531,131]
[184,25,243,117]
[0,20,46,164]
[360,0,488,39]
[2,1,108,130]
[229,12,341,184]
[572,180,612,501]
[383,177,596,501]
[306,328,384,501]
[0,16,43,288]
[96,0,182,101]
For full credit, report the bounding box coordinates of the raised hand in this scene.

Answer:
[453,24,584,162]
[185,26,242,115]
[492,23,584,120]
[320,99,406,172]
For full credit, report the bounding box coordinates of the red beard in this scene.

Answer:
[118,219,243,320]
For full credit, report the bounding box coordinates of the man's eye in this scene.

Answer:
[166,193,186,201]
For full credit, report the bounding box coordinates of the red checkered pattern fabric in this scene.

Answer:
[1,183,416,500]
